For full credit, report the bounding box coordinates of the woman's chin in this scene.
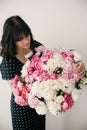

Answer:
[24,46,30,50]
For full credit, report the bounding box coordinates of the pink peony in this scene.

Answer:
[59,49,74,62]
[61,93,74,112]
[15,96,26,105]
[17,81,23,90]
[21,87,29,98]
[35,45,47,53]
[24,75,30,83]
[12,75,19,87]
[28,97,39,108]
[50,74,59,80]
[61,102,68,112]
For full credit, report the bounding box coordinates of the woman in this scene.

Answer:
[0,15,85,130]
[0,15,45,130]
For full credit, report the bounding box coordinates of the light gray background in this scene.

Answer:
[0,0,87,130]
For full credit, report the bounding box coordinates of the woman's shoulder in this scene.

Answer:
[0,57,20,71]
[34,40,43,47]
[0,58,15,80]
[1,57,14,67]
[0,57,22,80]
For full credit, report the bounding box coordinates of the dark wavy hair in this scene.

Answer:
[0,15,34,58]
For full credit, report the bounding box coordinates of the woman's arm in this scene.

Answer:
[7,80,16,96]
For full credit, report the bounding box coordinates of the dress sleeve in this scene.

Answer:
[34,40,43,47]
[0,58,16,80]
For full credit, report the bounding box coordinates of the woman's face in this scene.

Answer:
[16,35,31,50]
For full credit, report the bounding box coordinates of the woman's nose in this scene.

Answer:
[23,37,29,44]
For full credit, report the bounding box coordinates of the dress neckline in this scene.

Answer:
[15,56,24,65]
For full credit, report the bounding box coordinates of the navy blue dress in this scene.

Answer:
[0,41,46,130]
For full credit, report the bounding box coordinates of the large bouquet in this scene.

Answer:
[12,46,87,116]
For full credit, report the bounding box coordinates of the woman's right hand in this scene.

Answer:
[20,102,29,106]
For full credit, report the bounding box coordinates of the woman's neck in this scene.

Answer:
[16,48,31,64]
[16,48,31,56]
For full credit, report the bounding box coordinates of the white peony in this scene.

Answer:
[24,50,33,59]
[56,95,64,104]
[45,79,60,90]
[72,88,81,101]
[47,100,61,116]
[30,81,40,96]
[56,77,74,92]
[42,53,64,72]
[21,66,28,77]
[71,50,81,62]
[38,82,57,100]
[25,60,30,67]
[53,53,65,68]
[21,60,30,77]
[35,101,48,115]
[43,58,58,72]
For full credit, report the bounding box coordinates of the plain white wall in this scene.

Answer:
[0,0,87,130]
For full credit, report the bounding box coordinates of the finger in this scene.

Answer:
[20,102,29,106]
[78,70,85,77]
[76,63,85,73]
[79,62,85,70]
[20,104,28,106]
[75,66,82,73]
[74,62,80,68]
[74,62,82,71]
[76,68,82,73]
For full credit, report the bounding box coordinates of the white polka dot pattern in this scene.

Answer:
[0,41,46,130]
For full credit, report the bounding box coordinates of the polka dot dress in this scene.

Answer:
[0,41,46,130]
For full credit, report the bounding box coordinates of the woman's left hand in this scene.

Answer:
[75,61,85,77]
